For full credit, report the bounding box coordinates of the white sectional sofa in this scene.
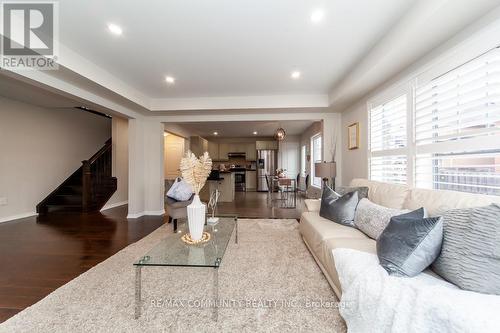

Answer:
[299,178,500,298]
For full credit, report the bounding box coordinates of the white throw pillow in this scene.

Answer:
[166,178,193,201]
[354,198,408,239]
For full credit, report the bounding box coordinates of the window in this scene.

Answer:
[368,46,500,196]
[415,47,500,196]
[369,94,408,184]
[311,133,322,187]
[301,145,306,176]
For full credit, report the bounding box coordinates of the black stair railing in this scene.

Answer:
[36,138,116,214]
[82,138,112,212]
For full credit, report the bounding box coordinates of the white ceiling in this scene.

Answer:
[59,0,415,99]
[3,0,500,114]
[171,120,315,138]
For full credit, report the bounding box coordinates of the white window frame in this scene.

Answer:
[367,43,500,196]
[368,85,413,186]
[311,133,322,188]
[300,144,307,177]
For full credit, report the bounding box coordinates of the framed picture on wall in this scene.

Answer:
[347,122,359,150]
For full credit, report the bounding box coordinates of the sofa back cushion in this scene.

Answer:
[349,179,410,209]
[404,188,500,216]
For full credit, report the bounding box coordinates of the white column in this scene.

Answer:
[127,117,165,218]
[128,118,145,218]
[105,116,129,209]
[144,119,165,215]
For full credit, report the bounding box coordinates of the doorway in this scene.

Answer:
[164,132,185,179]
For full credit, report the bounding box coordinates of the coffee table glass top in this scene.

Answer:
[134,216,237,268]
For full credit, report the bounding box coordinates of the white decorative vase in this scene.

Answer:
[187,194,206,241]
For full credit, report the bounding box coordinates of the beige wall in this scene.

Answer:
[105,116,129,208]
[0,96,111,222]
[341,101,369,185]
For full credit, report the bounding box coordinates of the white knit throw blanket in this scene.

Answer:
[333,248,500,333]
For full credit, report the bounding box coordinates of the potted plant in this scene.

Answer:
[179,151,212,241]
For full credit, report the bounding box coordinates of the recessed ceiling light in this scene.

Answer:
[291,71,301,79]
[107,23,123,35]
[253,131,258,135]
[165,76,175,84]
[213,131,218,136]
[310,9,324,23]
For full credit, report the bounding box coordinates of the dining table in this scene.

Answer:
[270,176,297,208]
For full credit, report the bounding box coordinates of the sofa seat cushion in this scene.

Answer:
[299,212,368,258]
[322,238,376,293]
[165,195,194,208]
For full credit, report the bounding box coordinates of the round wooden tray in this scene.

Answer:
[181,231,211,245]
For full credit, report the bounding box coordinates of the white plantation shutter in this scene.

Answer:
[370,95,407,151]
[414,47,500,195]
[369,94,408,185]
[370,155,408,184]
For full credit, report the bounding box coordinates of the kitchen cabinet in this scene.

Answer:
[256,140,278,150]
[190,136,208,157]
[207,141,219,160]
[218,143,230,161]
[245,170,257,191]
[246,143,256,161]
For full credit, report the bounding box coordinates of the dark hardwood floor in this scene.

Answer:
[0,191,304,323]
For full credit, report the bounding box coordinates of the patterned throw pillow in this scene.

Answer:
[354,199,409,239]
[432,204,500,295]
[377,208,443,277]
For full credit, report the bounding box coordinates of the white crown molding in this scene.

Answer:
[149,94,329,111]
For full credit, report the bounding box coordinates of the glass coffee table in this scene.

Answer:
[133,215,238,320]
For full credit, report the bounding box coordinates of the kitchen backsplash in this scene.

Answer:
[212,157,256,170]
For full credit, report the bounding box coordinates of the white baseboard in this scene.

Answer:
[0,212,38,223]
[127,210,165,219]
[100,200,128,212]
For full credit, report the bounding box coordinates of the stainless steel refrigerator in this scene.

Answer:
[257,149,278,191]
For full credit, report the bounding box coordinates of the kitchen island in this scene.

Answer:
[200,171,235,202]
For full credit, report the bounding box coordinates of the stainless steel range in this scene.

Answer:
[231,167,246,192]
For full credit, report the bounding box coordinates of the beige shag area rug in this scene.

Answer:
[0,219,346,332]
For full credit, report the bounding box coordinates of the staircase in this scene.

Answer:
[36,139,117,214]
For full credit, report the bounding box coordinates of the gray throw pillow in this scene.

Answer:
[354,198,409,240]
[319,185,359,227]
[336,186,369,200]
[377,208,443,277]
[432,204,500,295]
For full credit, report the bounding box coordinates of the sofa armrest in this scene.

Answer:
[304,199,321,212]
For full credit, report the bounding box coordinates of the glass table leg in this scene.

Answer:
[213,262,220,321]
[235,217,238,244]
[134,266,142,319]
